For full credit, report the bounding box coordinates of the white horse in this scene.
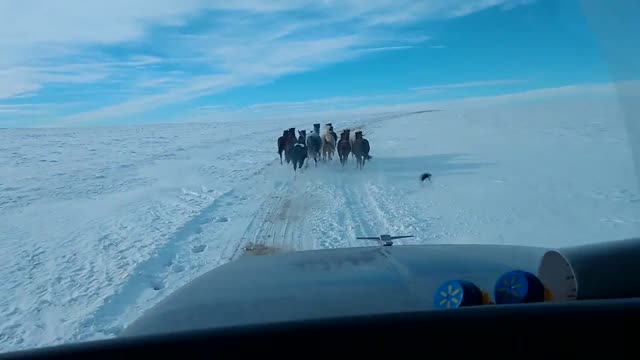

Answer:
[322,128,336,161]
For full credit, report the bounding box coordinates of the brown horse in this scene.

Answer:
[351,131,371,170]
[337,130,351,167]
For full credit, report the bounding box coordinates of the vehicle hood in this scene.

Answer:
[121,244,547,337]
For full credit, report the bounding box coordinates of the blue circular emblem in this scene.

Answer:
[494,270,544,304]
[433,280,483,309]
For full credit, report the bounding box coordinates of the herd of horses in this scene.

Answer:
[277,123,372,174]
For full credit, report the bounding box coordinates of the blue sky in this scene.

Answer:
[0,0,622,127]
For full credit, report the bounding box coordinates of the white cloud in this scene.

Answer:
[177,81,625,124]
[413,79,526,92]
[360,46,417,53]
[0,0,537,124]
[135,77,178,89]
[0,104,35,114]
[0,69,41,98]
[0,57,160,99]
[242,92,424,114]
[24,81,625,127]
[446,82,623,106]
[0,102,85,121]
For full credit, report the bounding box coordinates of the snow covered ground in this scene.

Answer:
[1,91,639,353]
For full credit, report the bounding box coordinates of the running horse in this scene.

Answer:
[322,124,336,161]
[337,130,352,167]
[277,130,288,165]
[307,127,322,167]
[283,127,296,164]
[351,131,371,170]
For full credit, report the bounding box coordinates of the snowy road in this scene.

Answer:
[2,94,640,353]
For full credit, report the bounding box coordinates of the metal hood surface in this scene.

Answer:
[121,244,547,337]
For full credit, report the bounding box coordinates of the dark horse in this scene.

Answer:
[337,130,351,167]
[326,123,337,144]
[291,130,307,177]
[277,130,288,165]
[283,127,296,164]
[351,131,371,170]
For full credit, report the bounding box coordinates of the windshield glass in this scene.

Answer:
[1,0,638,354]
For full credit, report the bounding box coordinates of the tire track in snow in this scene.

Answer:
[231,179,293,257]
[232,161,359,254]
[340,182,382,245]
[333,172,431,246]
[362,183,433,244]
[233,169,327,254]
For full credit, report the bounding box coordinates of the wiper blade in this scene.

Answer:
[356,234,415,246]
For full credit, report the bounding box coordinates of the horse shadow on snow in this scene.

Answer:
[362,153,492,180]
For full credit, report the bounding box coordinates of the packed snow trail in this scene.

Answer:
[2,94,640,353]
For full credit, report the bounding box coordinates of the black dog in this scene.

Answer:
[420,173,432,182]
